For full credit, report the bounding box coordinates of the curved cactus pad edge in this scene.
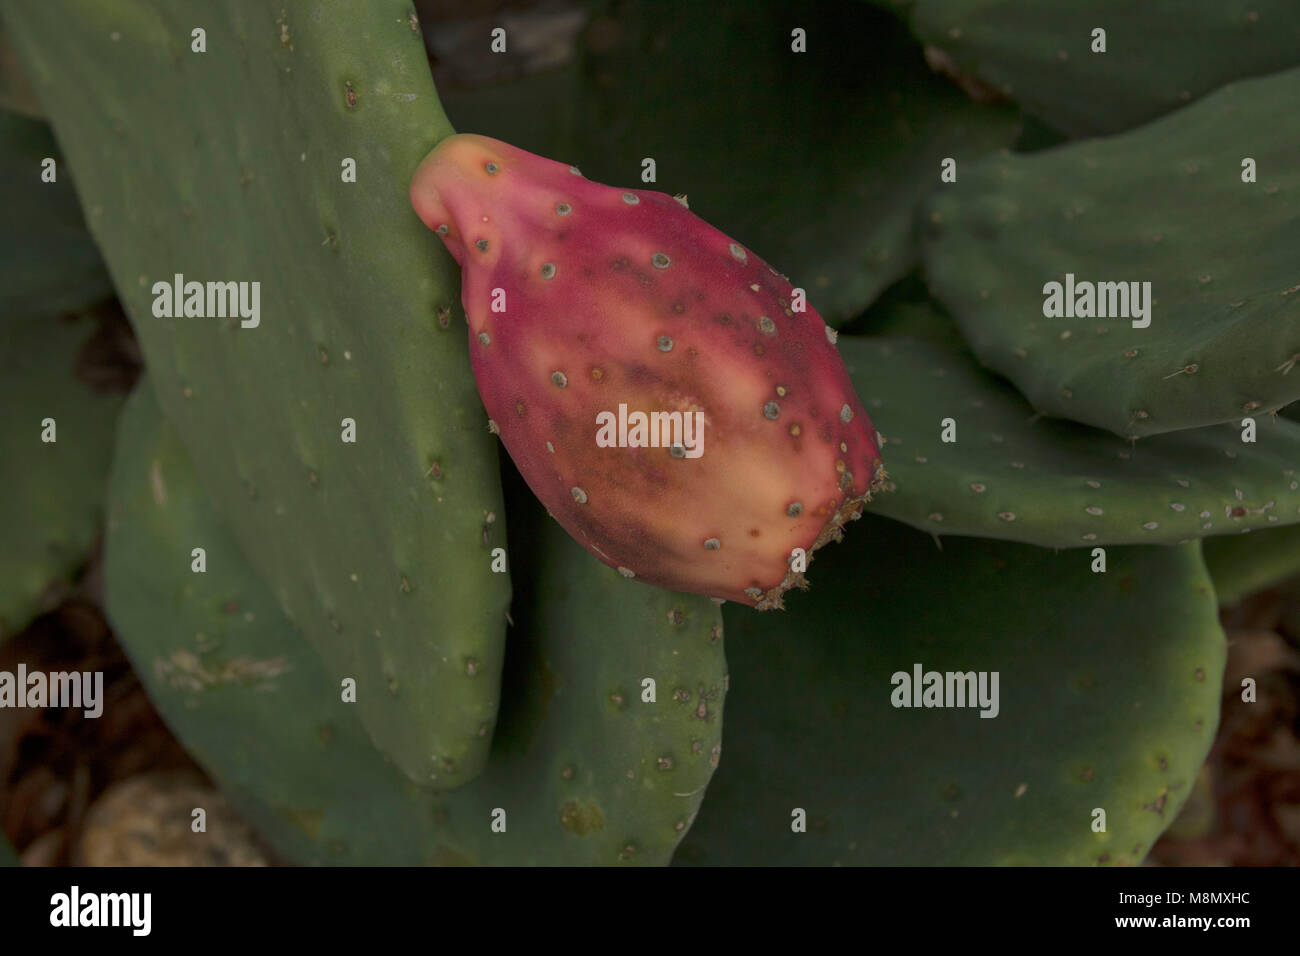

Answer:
[5,0,511,787]
[845,333,1300,547]
[0,314,123,641]
[0,110,112,319]
[105,381,726,865]
[922,67,1300,438]
[676,512,1225,865]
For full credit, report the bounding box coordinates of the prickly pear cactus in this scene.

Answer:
[848,335,1300,547]
[5,0,511,788]
[411,133,885,608]
[105,381,726,864]
[7,0,1291,869]
[923,67,1300,438]
[677,513,1225,865]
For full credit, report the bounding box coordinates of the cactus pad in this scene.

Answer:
[0,314,122,640]
[6,0,512,787]
[922,68,1300,438]
[676,513,1224,865]
[846,335,1300,547]
[105,383,726,864]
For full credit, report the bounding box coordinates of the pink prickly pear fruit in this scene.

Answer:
[410,133,886,609]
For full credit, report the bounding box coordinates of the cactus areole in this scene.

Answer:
[411,134,886,608]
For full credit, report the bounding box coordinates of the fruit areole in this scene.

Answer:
[411,134,885,608]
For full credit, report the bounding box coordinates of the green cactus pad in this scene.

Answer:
[0,315,122,641]
[0,832,17,866]
[922,67,1300,438]
[479,507,728,864]
[6,1,511,787]
[0,111,111,319]
[1203,525,1300,605]
[900,1,1300,136]
[450,0,1018,325]
[844,334,1300,547]
[105,383,726,864]
[675,513,1224,865]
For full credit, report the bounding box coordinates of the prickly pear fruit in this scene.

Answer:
[410,134,886,608]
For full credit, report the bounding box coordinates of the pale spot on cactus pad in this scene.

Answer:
[408,133,884,607]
